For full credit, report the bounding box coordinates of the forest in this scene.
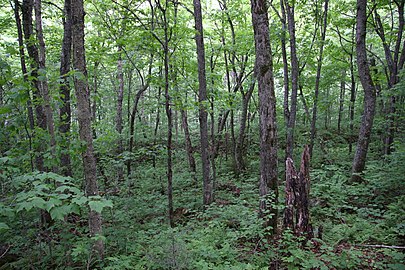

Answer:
[0,0,404,268]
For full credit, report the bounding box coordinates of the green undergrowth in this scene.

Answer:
[1,143,404,269]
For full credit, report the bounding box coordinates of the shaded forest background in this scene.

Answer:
[0,0,404,268]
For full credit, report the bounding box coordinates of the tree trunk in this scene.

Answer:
[284,146,313,240]
[309,0,329,157]
[295,145,312,238]
[34,0,57,172]
[116,48,124,183]
[283,157,296,230]
[194,0,213,205]
[71,0,103,258]
[235,80,255,173]
[127,56,152,175]
[352,0,377,182]
[280,0,290,127]
[284,0,299,159]
[338,69,346,133]
[251,0,278,234]
[349,52,356,154]
[13,0,35,171]
[181,109,196,175]
[22,0,46,172]
[373,2,404,155]
[59,0,73,177]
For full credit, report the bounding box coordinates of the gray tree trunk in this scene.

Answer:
[309,0,329,157]
[116,48,124,183]
[22,0,46,172]
[34,0,57,172]
[71,0,103,258]
[13,0,35,171]
[284,0,299,159]
[59,0,73,177]
[194,0,213,205]
[251,0,278,234]
[352,0,377,182]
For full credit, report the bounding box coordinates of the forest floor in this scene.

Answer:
[97,142,405,269]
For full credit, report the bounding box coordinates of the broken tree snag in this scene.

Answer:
[284,157,297,230]
[283,145,313,239]
[295,145,313,239]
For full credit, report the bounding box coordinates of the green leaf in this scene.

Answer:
[72,196,87,206]
[45,198,63,211]
[88,199,113,213]
[0,222,10,232]
[16,201,34,212]
[30,197,46,209]
[50,205,71,220]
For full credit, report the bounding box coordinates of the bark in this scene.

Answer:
[283,157,297,230]
[71,0,103,258]
[284,0,299,159]
[338,69,346,133]
[209,46,217,192]
[235,80,255,173]
[374,2,404,155]
[284,146,313,239]
[352,0,377,182]
[309,0,329,157]
[280,0,290,125]
[251,0,278,234]
[155,1,174,227]
[13,0,35,171]
[116,48,124,183]
[349,52,356,154]
[295,145,312,238]
[194,0,213,205]
[91,61,99,139]
[181,109,196,175]
[126,56,152,175]
[22,0,46,172]
[59,0,73,177]
[34,0,57,172]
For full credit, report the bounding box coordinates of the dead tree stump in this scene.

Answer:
[283,145,313,239]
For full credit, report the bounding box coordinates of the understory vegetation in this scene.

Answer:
[1,127,404,269]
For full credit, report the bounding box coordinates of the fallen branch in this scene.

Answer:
[0,244,11,259]
[354,244,405,249]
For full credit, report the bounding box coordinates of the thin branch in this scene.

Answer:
[355,244,405,249]
[43,1,64,14]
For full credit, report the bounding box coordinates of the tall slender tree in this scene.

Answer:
[34,0,57,172]
[22,0,47,172]
[309,0,329,157]
[59,0,73,177]
[250,0,278,233]
[194,0,213,205]
[71,0,104,258]
[352,0,377,182]
[284,0,299,160]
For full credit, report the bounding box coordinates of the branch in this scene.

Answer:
[111,0,164,47]
[0,245,11,259]
[355,244,405,249]
[43,1,64,14]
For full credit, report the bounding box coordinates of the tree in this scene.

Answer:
[71,0,104,258]
[284,0,299,160]
[21,0,46,172]
[250,0,278,233]
[309,0,329,157]
[59,0,73,177]
[194,0,213,205]
[352,0,377,182]
[372,1,404,155]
